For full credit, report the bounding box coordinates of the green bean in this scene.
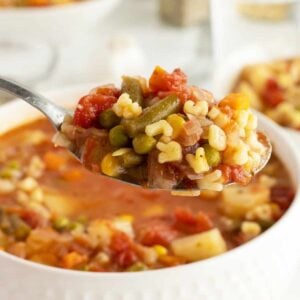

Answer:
[203,144,221,167]
[109,125,129,148]
[121,76,144,106]
[99,109,120,129]
[122,151,143,168]
[133,134,156,154]
[122,94,180,137]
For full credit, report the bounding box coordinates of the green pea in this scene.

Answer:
[126,262,148,272]
[99,109,120,129]
[122,94,181,137]
[53,216,70,231]
[122,151,143,168]
[133,134,156,154]
[109,125,129,148]
[203,144,221,167]
[121,76,144,106]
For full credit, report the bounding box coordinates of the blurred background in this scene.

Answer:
[0,0,299,94]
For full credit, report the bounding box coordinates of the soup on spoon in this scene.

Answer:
[55,66,271,194]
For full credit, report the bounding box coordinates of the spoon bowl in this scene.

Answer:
[0,77,272,192]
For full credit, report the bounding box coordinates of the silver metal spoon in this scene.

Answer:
[0,77,272,191]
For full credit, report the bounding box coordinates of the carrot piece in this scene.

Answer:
[219,93,250,110]
[60,168,83,181]
[61,251,87,269]
[43,152,67,171]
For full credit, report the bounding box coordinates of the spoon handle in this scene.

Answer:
[0,77,69,129]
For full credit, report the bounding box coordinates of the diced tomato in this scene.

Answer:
[82,134,111,173]
[231,166,251,185]
[20,209,48,228]
[174,207,213,234]
[149,66,190,102]
[262,79,284,108]
[271,186,294,210]
[218,164,251,185]
[110,231,131,254]
[115,249,138,268]
[138,220,179,247]
[90,84,120,98]
[73,94,117,129]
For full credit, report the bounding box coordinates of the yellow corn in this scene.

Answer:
[153,245,168,257]
[101,153,122,177]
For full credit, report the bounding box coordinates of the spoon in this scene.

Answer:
[0,77,272,191]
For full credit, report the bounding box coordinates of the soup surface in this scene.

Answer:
[0,119,294,272]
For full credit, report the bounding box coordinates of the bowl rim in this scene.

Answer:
[0,84,299,278]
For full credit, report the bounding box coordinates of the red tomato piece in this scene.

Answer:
[231,165,251,185]
[218,164,251,185]
[262,79,284,108]
[20,209,48,228]
[73,94,117,129]
[271,186,294,210]
[138,220,179,247]
[149,67,190,102]
[110,231,132,254]
[115,249,138,268]
[90,84,120,98]
[174,207,213,234]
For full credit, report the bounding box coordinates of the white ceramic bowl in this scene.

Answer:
[0,86,300,300]
[213,46,300,147]
[0,0,121,43]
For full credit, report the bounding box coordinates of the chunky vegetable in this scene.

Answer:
[121,77,144,106]
[122,94,181,137]
[171,229,227,262]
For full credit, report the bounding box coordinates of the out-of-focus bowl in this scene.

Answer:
[213,46,300,146]
[0,0,121,43]
[0,85,300,300]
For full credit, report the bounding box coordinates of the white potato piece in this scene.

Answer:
[221,184,270,218]
[171,229,227,262]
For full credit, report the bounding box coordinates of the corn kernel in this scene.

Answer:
[167,114,185,138]
[186,147,209,174]
[145,120,173,137]
[101,153,122,177]
[208,125,227,151]
[153,245,168,257]
[112,93,142,119]
[156,141,182,163]
[184,100,208,117]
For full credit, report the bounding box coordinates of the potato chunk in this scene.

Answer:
[221,184,270,218]
[171,229,227,262]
